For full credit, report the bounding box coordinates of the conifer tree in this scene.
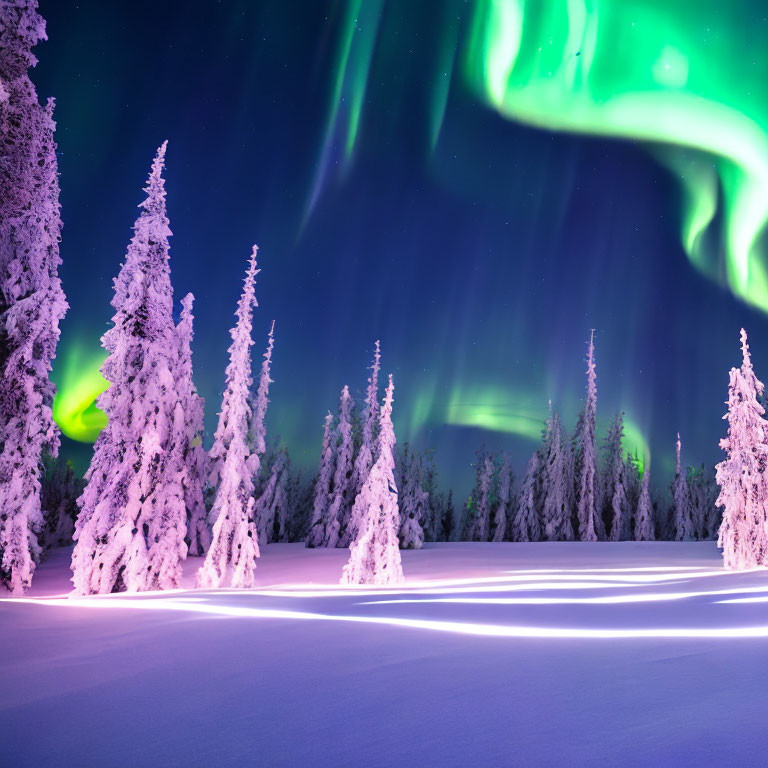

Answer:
[306,412,336,547]
[716,329,768,569]
[574,331,600,542]
[0,1,68,593]
[470,454,495,542]
[197,248,261,589]
[398,447,428,549]
[671,434,694,541]
[492,454,514,542]
[326,385,355,547]
[541,413,574,541]
[634,465,655,541]
[71,143,190,594]
[602,412,630,542]
[341,340,381,546]
[341,374,403,585]
[177,293,209,556]
[512,452,543,542]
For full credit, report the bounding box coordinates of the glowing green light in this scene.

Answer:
[51,339,108,443]
[445,385,550,442]
[465,0,768,312]
[443,383,648,471]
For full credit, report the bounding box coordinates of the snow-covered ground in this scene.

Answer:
[2,542,768,767]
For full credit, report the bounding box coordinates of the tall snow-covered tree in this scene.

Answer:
[341,374,403,585]
[326,385,355,547]
[634,465,654,541]
[671,434,694,542]
[601,412,630,542]
[716,329,768,569]
[512,452,543,542]
[541,412,574,541]
[176,293,209,556]
[0,1,68,593]
[71,143,189,595]
[197,248,261,589]
[574,330,600,542]
[492,454,513,542]
[398,446,428,549]
[340,340,381,547]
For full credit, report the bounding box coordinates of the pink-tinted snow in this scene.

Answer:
[2,542,768,766]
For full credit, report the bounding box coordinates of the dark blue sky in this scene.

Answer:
[34,0,768,496]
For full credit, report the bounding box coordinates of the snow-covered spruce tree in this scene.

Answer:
[0,1,68,593]
[671,433,694,542]
[176,293,209,556]
[716,329,768,569]
[40,455,83,549]
[492,454,513,542]
[574,331,600,542]
[255,447,290,544]
[600,412,630,542]
[306,412,336,547]
[398,447,428,549]
[541,412,574,541]
[325,385,355,547]
[512,452,543,542]
[634,465,654,541]
[197,249,261,589]
[341,340,381,546]
[71,143,190,595]
[341,374,403,585]
[470,454,495,542]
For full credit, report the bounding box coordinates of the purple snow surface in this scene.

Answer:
[2,542,767,767]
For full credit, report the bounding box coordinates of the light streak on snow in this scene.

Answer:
[8,593,768,640]
[366,584,768,606]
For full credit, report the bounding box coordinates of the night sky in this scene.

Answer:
[33,0,768,496]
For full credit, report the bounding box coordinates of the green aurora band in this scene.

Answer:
[443,383,649,471]
[51,341,108,443]
[464,0,768,312]
[55,0,768,464]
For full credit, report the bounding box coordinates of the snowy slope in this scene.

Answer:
[2,542,768,767]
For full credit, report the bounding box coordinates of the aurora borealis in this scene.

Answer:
[35,0,768,492]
